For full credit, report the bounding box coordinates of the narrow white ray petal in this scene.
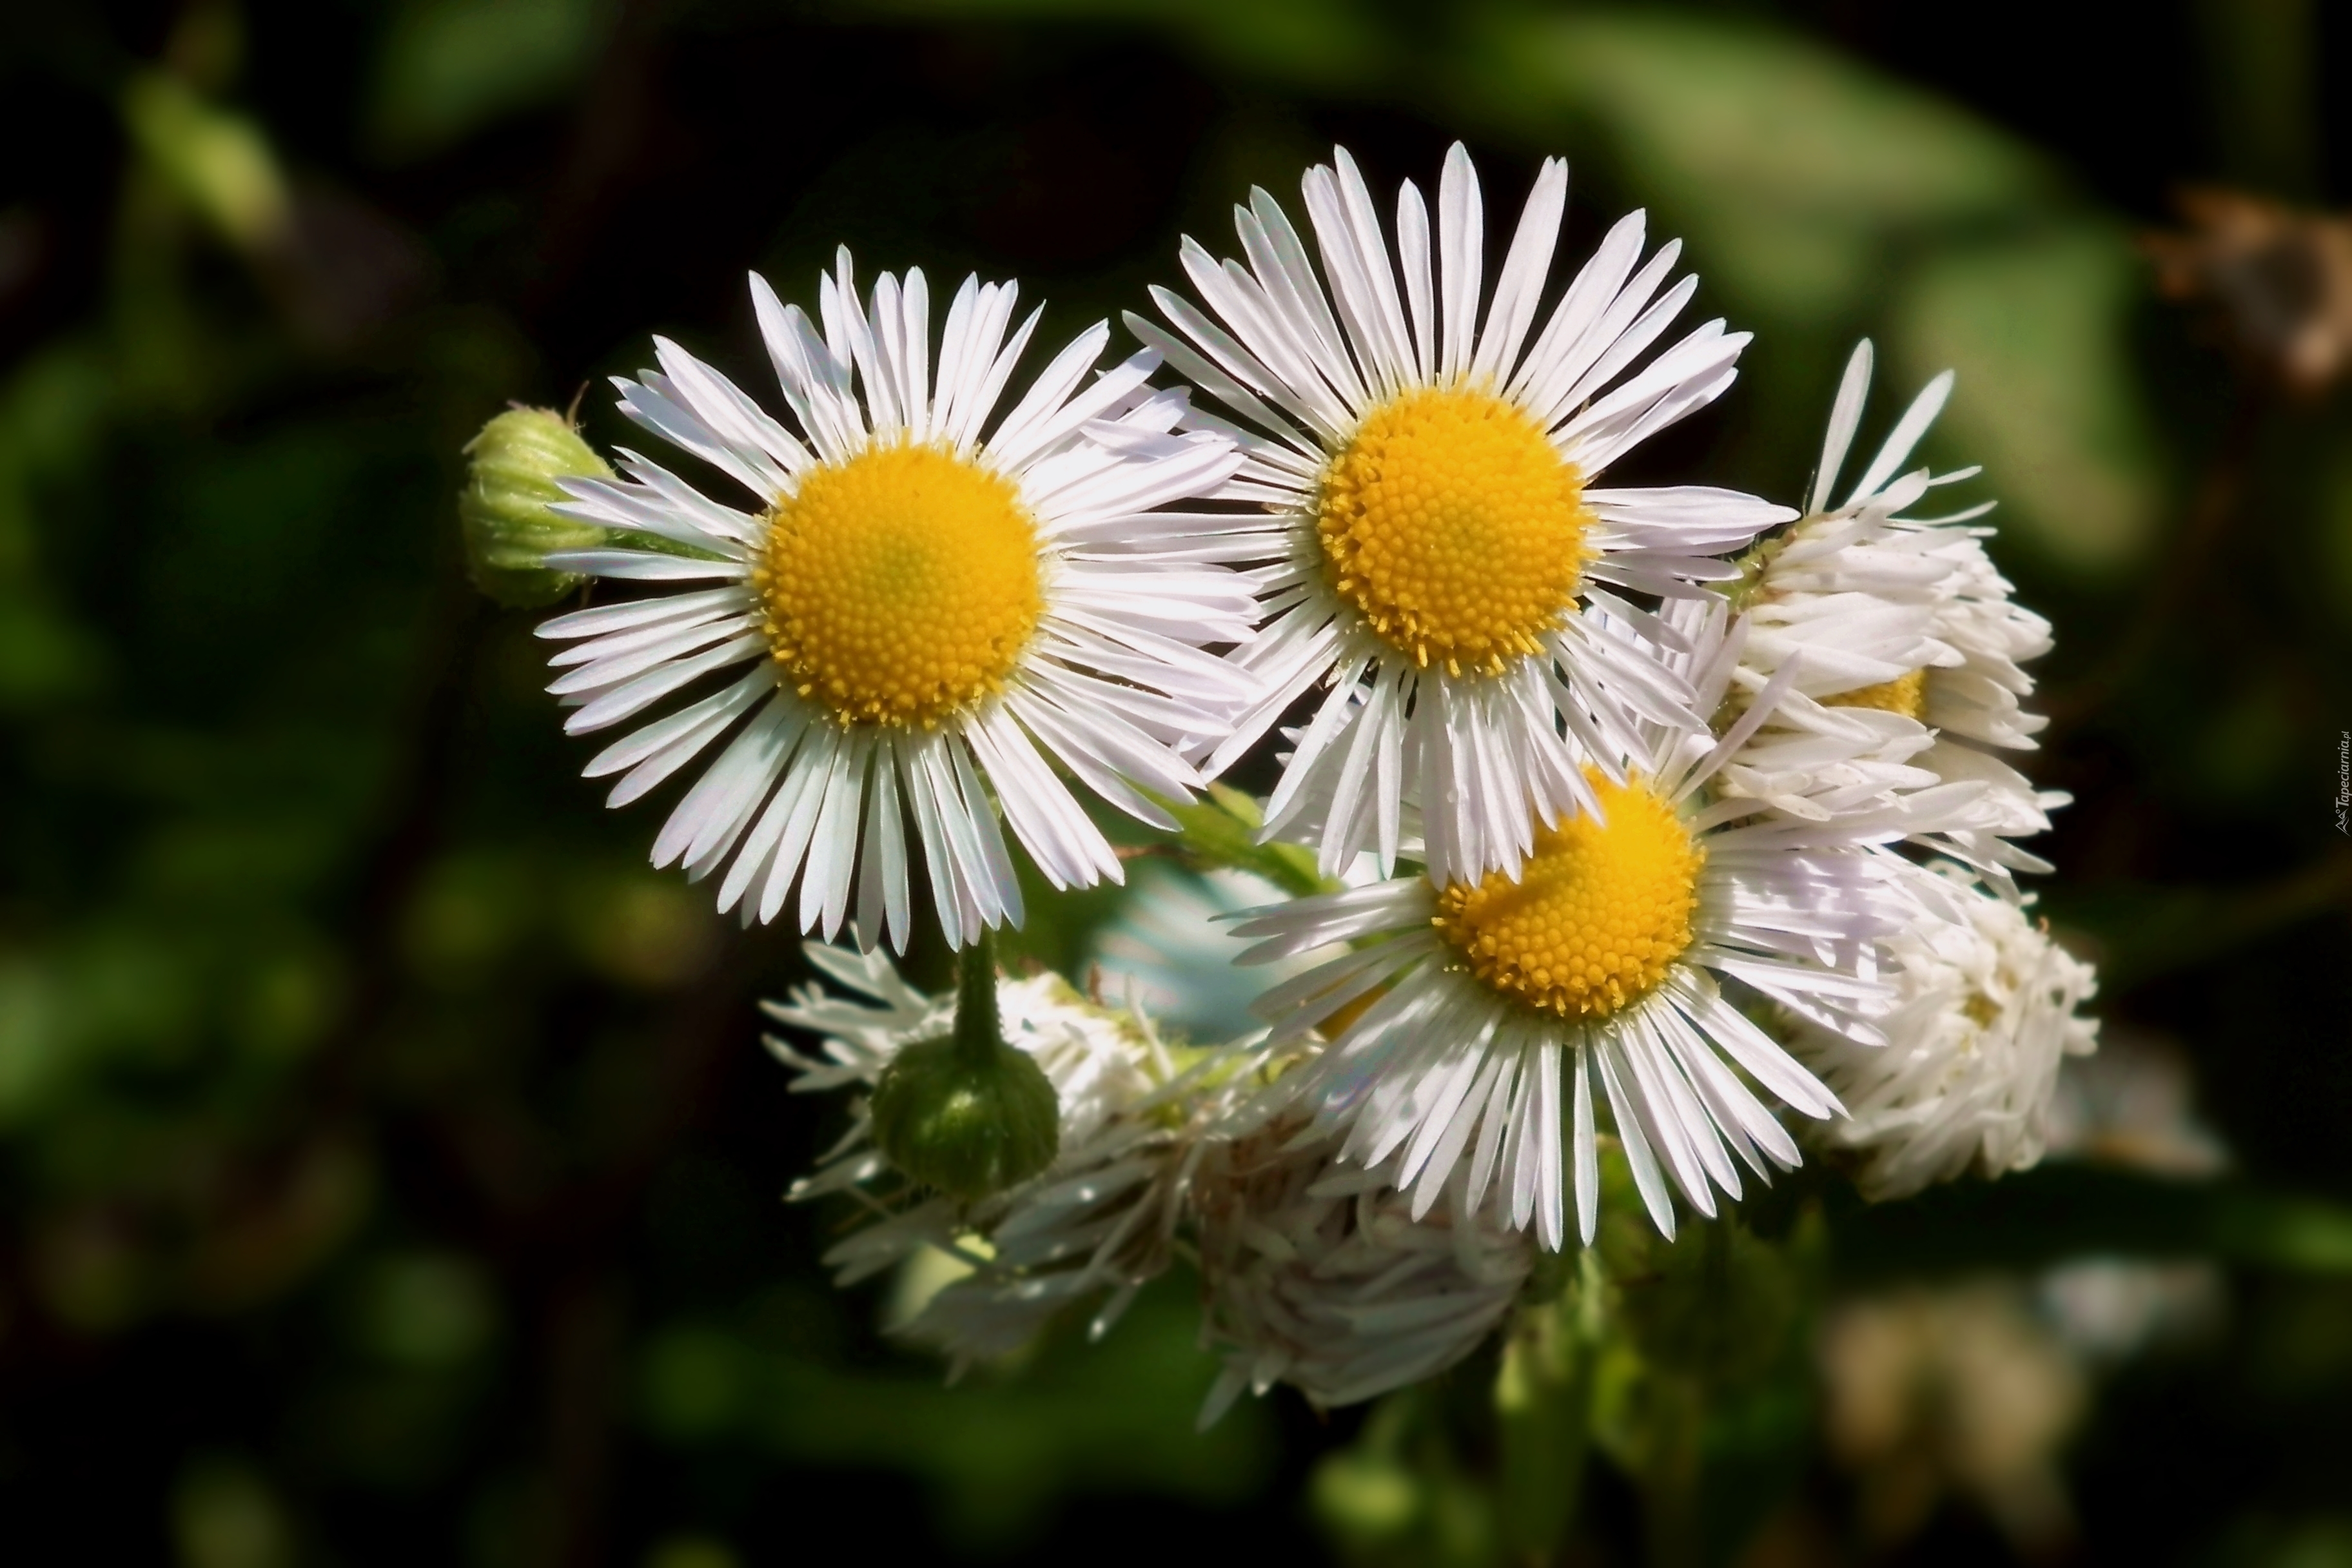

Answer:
[750,724,840,923]
[546,613,756,696]
[564,633,765,734]
[1596,1034,1676,1238]
[1507,209,1645,404]
[1464,1046,1521,1217]
[652,696,797,870]
[854,749,890,949]
[871,734,911,950]
[1471,156,1567,387]
[600,669,773,805]
[1124,311,1315,453]
[986,322,1111,467]
[715,721,825,915]
[537,585,749,645]
[1809,338,1874,513]
[946,739,1023,930]
[1572,1043,1599,1244]
[1847,369,1955,505]
[1248,186,1369,409]
[1436,142,1482,382]
[543,549,746,583]
[1394,179,1435,384]
[652,337,811,480]
[1324,149,1418,389]
[799,734,868,937]
[901,268,932,441]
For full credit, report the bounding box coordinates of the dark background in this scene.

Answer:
[1,1,2349,1563]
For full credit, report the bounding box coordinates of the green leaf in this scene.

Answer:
[369,0,612,162]
[1485,9,2053,324]
[1891,221,2164,576]
[1162,783,1330,899]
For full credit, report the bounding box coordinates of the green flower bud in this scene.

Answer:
[868,934,1059,1200]
[458,407,612,609]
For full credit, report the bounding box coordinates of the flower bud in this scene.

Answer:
[868,935,1059,1200]
[868,1032,1061,1200]
[458,407,612,608]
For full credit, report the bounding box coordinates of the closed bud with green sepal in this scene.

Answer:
[868,932,1059,1201]
[458,406,612,608]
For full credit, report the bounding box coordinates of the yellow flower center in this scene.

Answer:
[755,442,1044,727]
[1828,668,1928,720]
[1317,386,1589,677]
[1432,772,1703,1021]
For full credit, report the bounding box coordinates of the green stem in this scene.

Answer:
[1494,1288,1589,1561]
[951,926,1003,1069]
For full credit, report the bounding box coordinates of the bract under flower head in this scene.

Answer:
[534,252,1259,952]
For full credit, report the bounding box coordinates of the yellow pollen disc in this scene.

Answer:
[1828,668,1928,720]
[754,442,1044,727]
[1317,386,1589,677]
[1431,771,1704,1021]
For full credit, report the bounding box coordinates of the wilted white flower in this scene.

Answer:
[1192,1118,1532,1426]
[1798,861,2099,1200]
[767,943,1266,1373]
[538,254,1257,951]
[1139,142,1791,886]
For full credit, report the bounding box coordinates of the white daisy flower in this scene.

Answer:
[1796,860,2099,1200]
[1734,341,2062,879]
[1230,604,1910,1250]
[1132,142,1792,885]
[1672,596,2004,841]
[767,943,1266,1375]
[1193,1118,1531,1426]
[536,254,1257,951]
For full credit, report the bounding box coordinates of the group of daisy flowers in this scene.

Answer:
[469,143,2101,1423]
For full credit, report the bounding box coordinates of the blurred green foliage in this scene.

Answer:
[370,0,613,161]
[3,0,2351,1563]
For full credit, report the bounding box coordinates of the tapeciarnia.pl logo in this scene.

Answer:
[2337,730,2350,835]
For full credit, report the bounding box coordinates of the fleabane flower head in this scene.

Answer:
[1733,340,2062,882]
[1193,1118,1531,1426]
[536,253,1257,951]
[1794,860,2099,1200]
[1674,594,2006,843]
[1230,603,1912,1250]
[768,944,1267,1374]
[1133,142,1793,885]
